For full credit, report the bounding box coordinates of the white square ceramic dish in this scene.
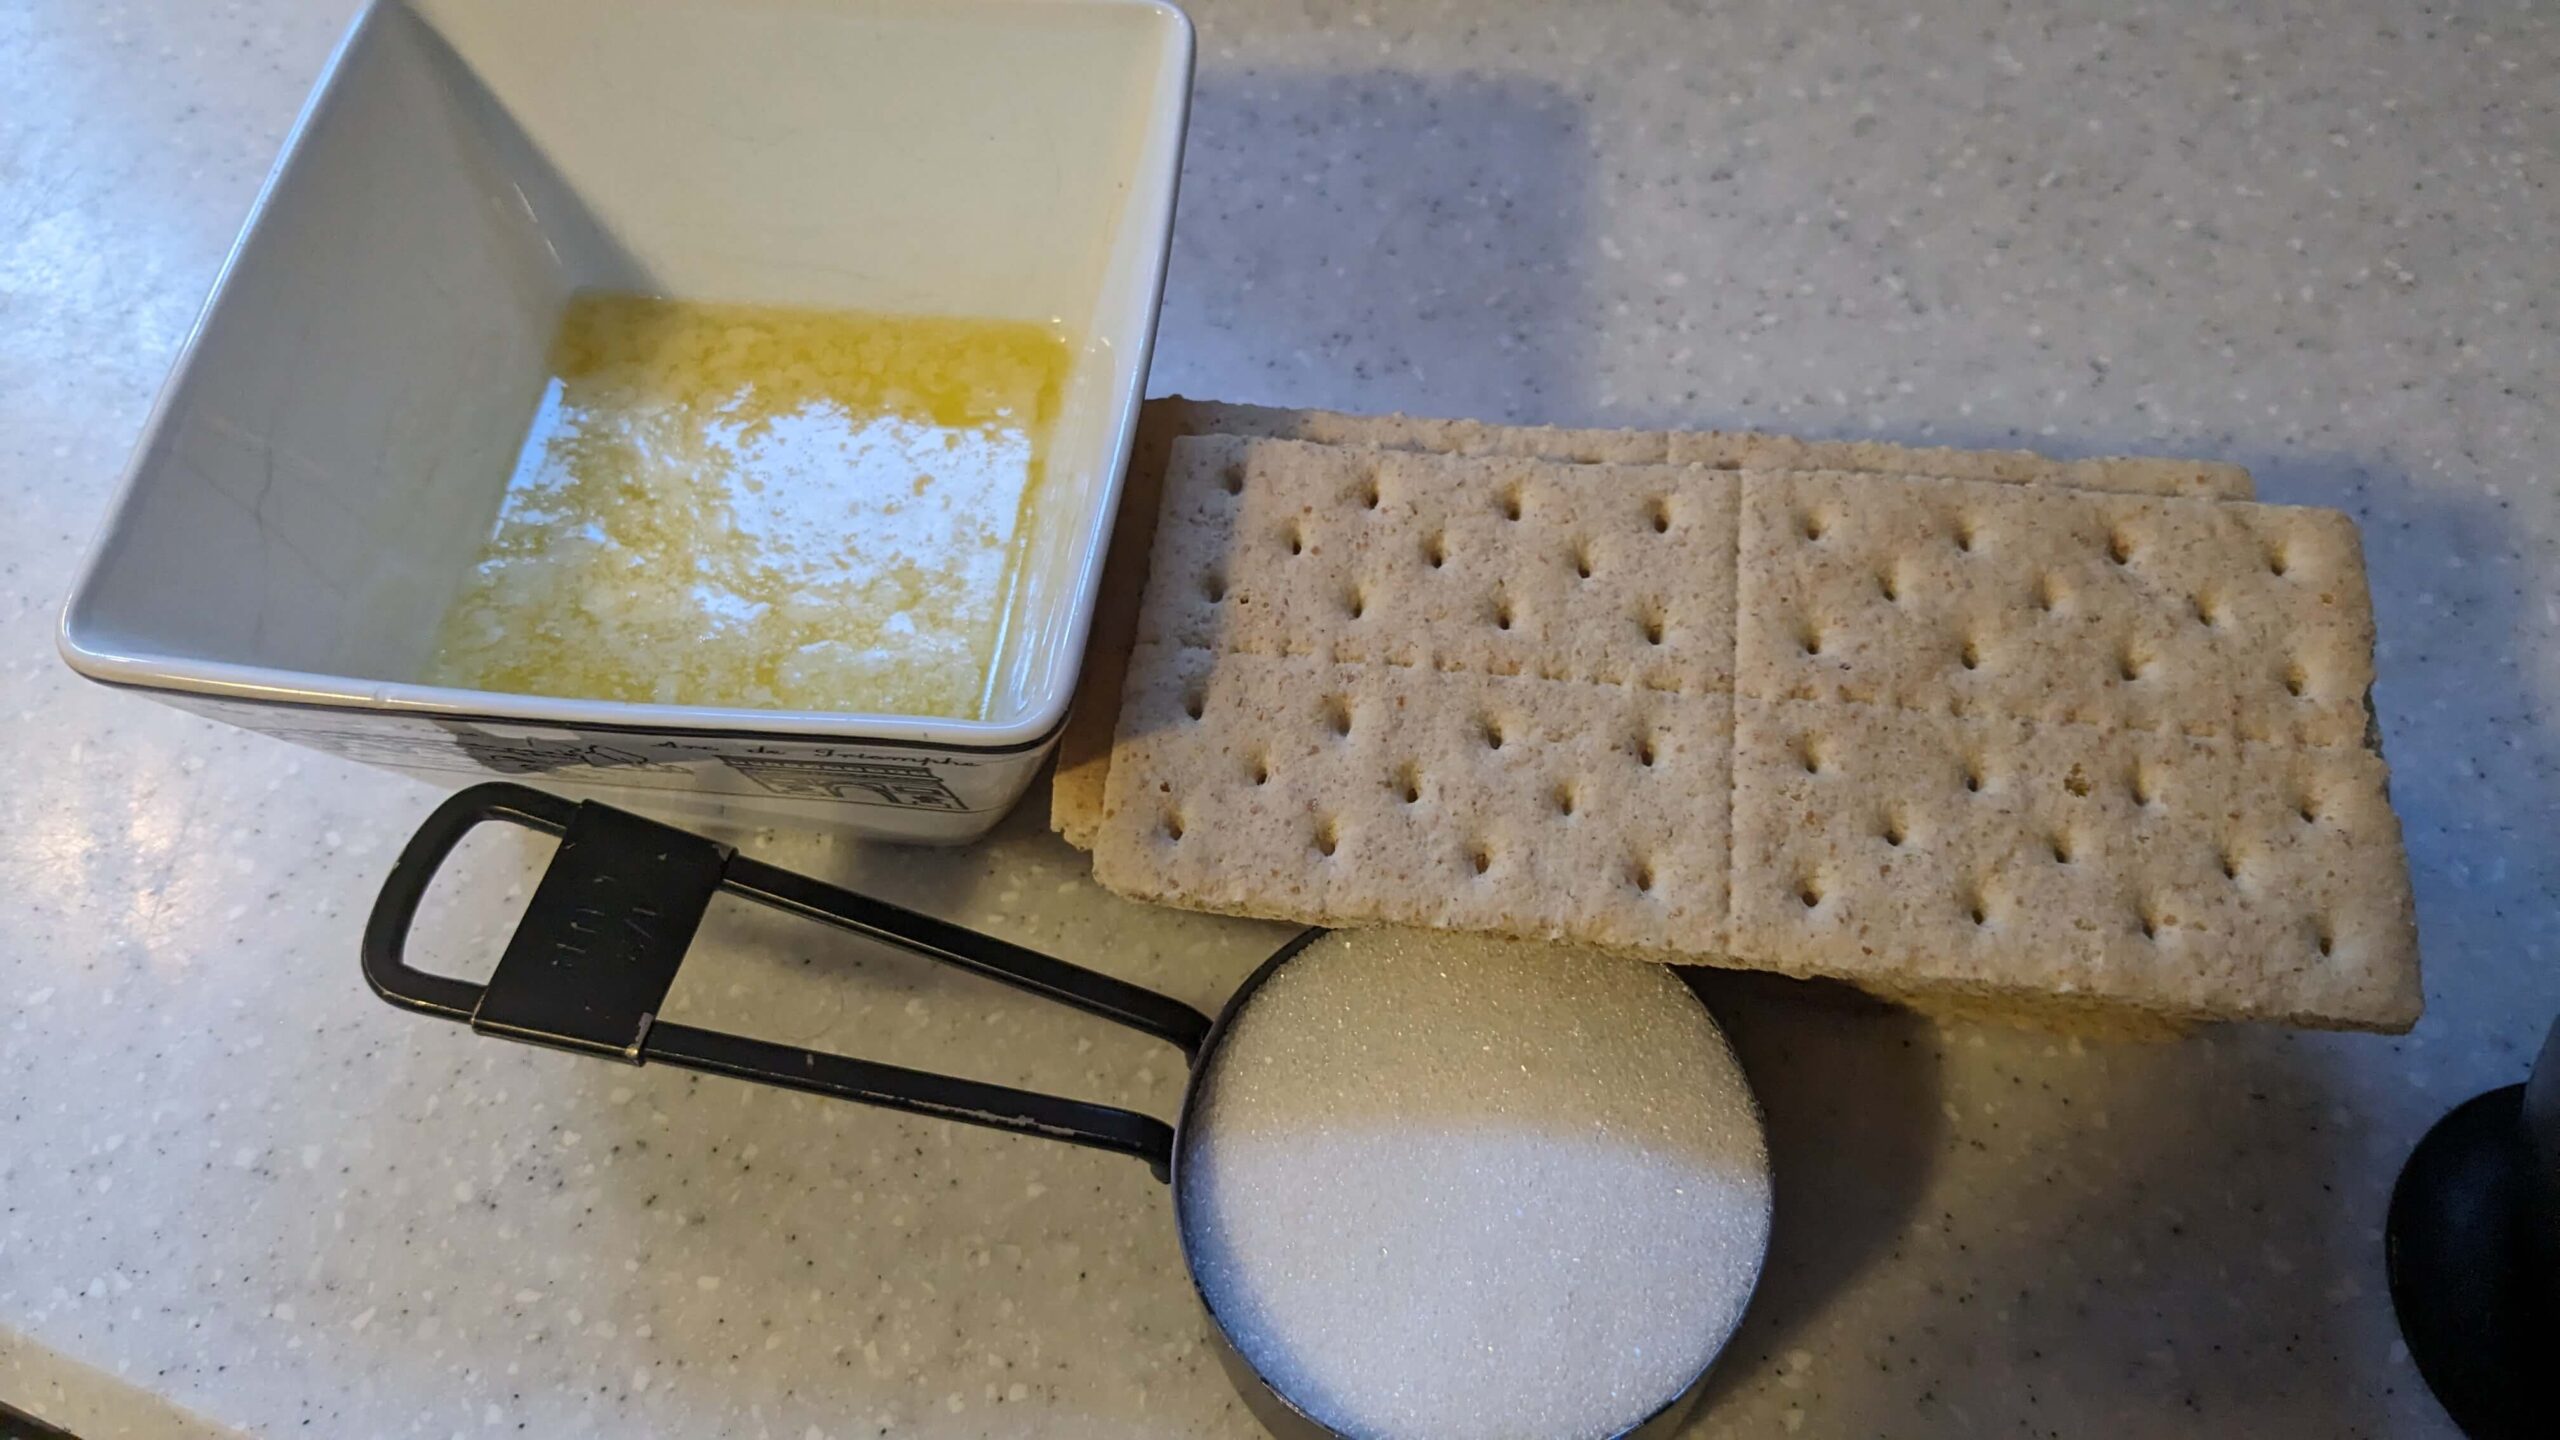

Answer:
[60,0,1192,841]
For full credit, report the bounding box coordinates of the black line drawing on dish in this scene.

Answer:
[721,754,970,810]
[263,722,494,774]
[449,730,694,778]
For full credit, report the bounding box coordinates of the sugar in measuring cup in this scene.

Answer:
[364,783,1773,1440]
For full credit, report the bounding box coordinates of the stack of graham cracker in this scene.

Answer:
[1051,399,2420,1033]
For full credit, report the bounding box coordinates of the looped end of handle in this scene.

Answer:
[360,784,1201,1176]
[361,782,574,1022]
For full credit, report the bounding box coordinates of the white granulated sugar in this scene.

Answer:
[1178,930,1771,1440]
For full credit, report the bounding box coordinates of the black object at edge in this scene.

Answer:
[0,1399,82,1439]
[363,783,1212,1178]
[2385,1017,2560,1439]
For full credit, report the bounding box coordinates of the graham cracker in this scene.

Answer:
[1724,699,2419,1029]
[1053,398,2257,847]
[1134,436,1742,692]
[1734,470,2377,747]
[1093,644,1732,951]
[1085,437,2415,1032]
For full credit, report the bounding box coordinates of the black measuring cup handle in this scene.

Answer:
[362,783,1214,1179]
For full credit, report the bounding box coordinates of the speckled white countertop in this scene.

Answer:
[5,0,2556,1435]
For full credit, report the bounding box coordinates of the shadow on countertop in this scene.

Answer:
[1682,969,1946,1408]
[1155,62,1602,425]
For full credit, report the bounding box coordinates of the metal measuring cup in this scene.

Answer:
[363,783,1750,1439]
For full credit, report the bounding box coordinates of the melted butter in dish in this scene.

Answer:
[428,293,1070,719]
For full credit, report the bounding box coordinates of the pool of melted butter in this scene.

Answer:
[427,292,1069,719]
